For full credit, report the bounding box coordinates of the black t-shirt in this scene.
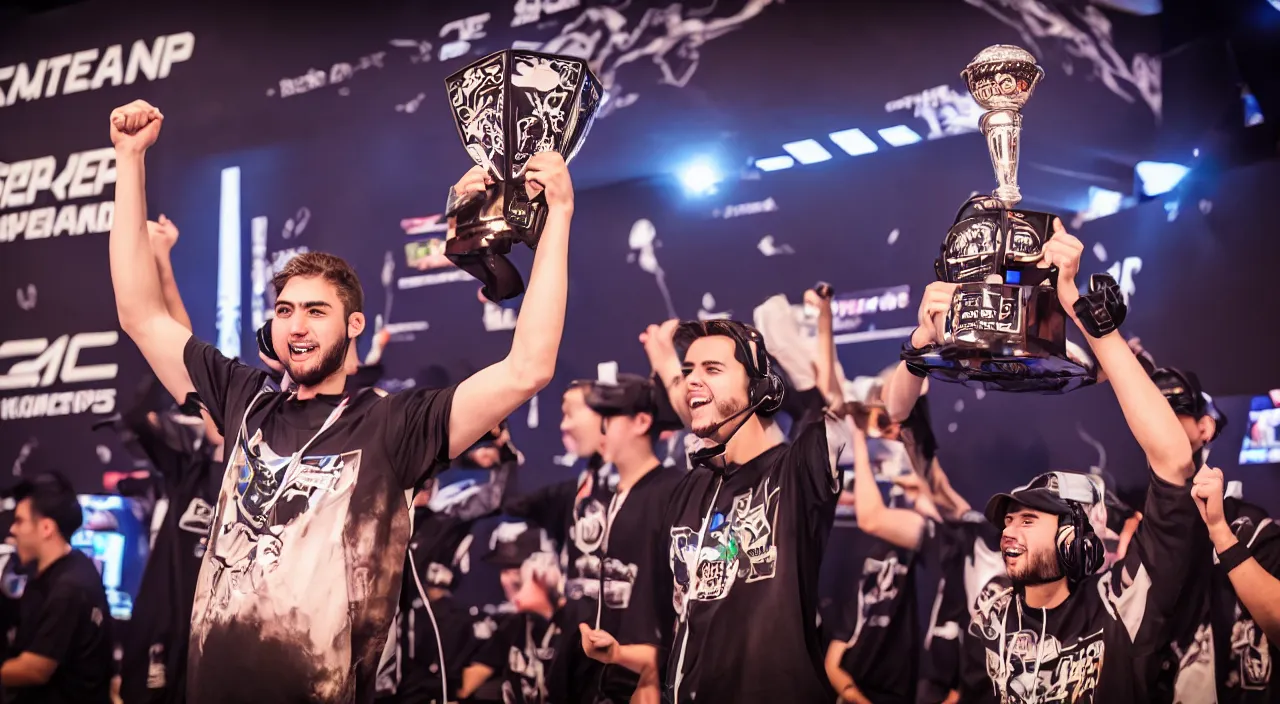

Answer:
[181,338,455,704]
[918,513,1008,704]
[960,470,1198,703]
[11,550,113,704]
[663,415,848,704]
[1216,500,1280,704]
[832,532,919,704]
[471,610,573,704]
[566,464,684,703]
[119,408,222,704]
[385,593,478,702]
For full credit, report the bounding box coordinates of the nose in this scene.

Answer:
[560,416,572,432]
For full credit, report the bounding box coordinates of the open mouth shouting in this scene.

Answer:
[288,340,320,362]
[688,392,713,412]
[1001,541,1027,563]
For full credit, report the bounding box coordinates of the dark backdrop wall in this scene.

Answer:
[3,0,1277,608]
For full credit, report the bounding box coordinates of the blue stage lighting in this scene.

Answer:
[679,160,722,195]
[755,156,796,171]
[782,139,832,164]
[877,125,923,147]
[1135,161,1191,197]
[829,128,878,156]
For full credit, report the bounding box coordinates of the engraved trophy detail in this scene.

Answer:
[444,50,603,301]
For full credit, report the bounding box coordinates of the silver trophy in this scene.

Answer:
[444,50,603,301]
[901,45,1094,394]
[961,44,1044,207]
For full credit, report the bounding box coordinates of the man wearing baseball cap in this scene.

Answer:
[957,232,1201,703]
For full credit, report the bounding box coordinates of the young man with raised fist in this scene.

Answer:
[107,99,574,704]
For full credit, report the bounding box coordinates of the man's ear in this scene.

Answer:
[347,312,366,339]
[1198,416,1216,445]
[634,412,654,438]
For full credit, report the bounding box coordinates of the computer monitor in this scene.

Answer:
[70,495,149,620]
[1238,391,1280,466]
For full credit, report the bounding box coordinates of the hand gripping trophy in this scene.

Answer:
[901,45,1122,393]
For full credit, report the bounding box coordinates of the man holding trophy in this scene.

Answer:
[105,47,599,704]
[893,45,1206,702]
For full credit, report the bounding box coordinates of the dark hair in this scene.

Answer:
[13,472,82,542]
[271,252,364,318]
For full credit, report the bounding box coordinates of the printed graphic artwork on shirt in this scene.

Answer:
[504,618,559,704]
[847,552,908,646]
[965,534,1011,623]
[669,478,782,608]
[983,622,1107,704]
[191,427,366,700]
[1228,615,1272,691]
[1171,622,1215,699]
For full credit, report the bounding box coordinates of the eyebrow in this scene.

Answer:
[1007,511,1040,521]
[682,360,725,369]
[275,300,332,310]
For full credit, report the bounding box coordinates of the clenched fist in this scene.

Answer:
[524,151,574,212]
[147,214,179,254]
[1191,465,1227,539]
[1037,219,1085,311]
[639,319,680,367]
[579,623,618,664]
[911,281,959,349]
[110,100,164,154]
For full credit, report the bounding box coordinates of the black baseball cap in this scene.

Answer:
[985,471,1103,526]
[1152,366,1228,440]
[584,373,684,432]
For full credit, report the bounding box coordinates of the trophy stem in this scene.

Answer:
[979,110,1024,207]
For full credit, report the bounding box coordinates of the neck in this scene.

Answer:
[530,600,555,621]
[36,542,72,576]
[1022,578,1070,609]
[295,371,347,401]
[426,586,451,602]
[613,445,660,491]
[720,415,782,466]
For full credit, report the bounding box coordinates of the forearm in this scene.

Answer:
[884,361,925,423]
[505,207,571,387]
[1212,531,1280,645]
[458,664,493,698]
[609,643,658,676]
[851,425,887,530]
[1080,327,1193,484]
[1,654,51,687]
[154,254,192,331]
[815,308,836,407]
[111,153,170,332]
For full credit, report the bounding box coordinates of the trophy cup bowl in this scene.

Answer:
[901,46,1094,394]
[444,50,603,301]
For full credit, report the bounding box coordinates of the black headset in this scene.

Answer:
[257,319,279,362]
[1056,502,1105,583]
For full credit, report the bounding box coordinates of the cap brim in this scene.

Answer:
[984,488,1073,525]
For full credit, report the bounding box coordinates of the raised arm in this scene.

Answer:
[888,282,955,422]
[447,154,572,458]
[109,101,195,404]
[804,286,838,408]
[1195,468,1280,646]
[1045,223,1193,485]
[848,418,926,550]
[641,319,690,428]
[147,215,193,332]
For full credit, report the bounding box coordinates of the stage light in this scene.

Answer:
[782,139,832,164]
[755,156,796,171]
[829,128,878,156]
[1243,90,1265,126]
[1078,186,1125,223]
[679,160,722,195]
[1135,161,1191,197]
[217,167,242,358]
[878,125,923,147]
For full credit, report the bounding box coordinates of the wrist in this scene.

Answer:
[909,327,932,350]
[1209,524,1237,551]
[547,202,574,219]
[114,148,147,163]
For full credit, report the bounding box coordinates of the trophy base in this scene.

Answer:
[901,345,1095,394]
[902,281,1096,394]
[446,183,547,302]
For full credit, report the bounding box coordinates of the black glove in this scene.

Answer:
[1072,273,1126,338]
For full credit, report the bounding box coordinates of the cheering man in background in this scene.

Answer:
[602,318,849,703]
[108,99,574,704]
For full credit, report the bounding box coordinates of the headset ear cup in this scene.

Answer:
[759,373,784,414]
[1056,524,1077,578]
[257,320,279,362]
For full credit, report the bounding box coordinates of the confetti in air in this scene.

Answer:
[947,422,958,433]
[887,228,900,245]
[1092,242,1107,261]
